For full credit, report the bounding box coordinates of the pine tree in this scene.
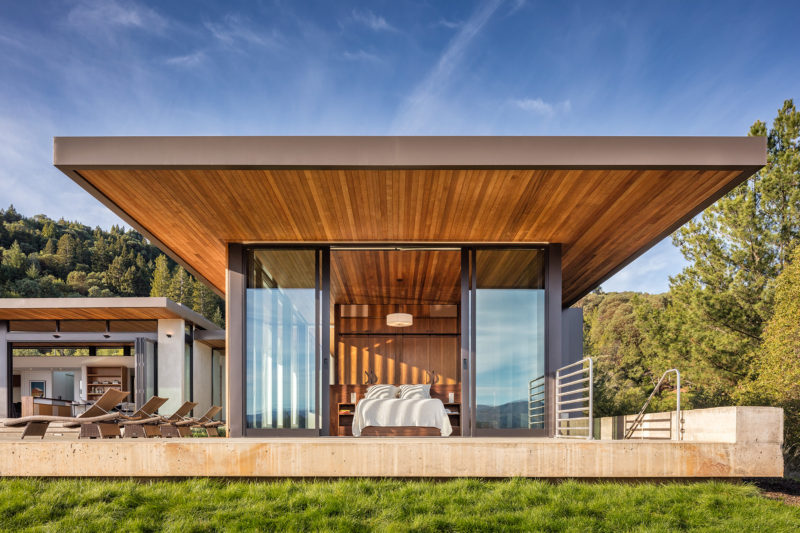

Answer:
[2,241,26,272]
[150,255,172,297]
[650,100,800,403]
[169,266,194,307]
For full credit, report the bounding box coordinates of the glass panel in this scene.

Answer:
[475,249,545,430]
[184,343,192,403]
[145,341,156,400]
[246,249,317,430]
[211,349,225,420]
[13,347,91,357]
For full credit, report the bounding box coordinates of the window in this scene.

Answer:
[246,248,319,430]
[474,248,546,431]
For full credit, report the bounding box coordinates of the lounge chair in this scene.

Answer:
[1,388,129,439]
[170,405,224,437]
[157,401,199,437]
[118,396,169,438]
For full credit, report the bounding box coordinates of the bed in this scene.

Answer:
[352,384,453,437]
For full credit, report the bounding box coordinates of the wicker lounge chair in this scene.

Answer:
[170,405,223,437]
[118,396,169,438]
[157,401,199,437]
[1,388,129,439]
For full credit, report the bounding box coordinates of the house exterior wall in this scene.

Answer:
[193,340,212,418]
[157,319,186,416]
[561,308,583,369]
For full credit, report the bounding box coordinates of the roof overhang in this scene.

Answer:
[54,136,766,306]
[0,297,219,330]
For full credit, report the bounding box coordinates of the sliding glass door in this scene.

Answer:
[470,248,546,436]
[245,248,328,435]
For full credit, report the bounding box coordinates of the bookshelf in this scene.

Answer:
[86,366,129,400]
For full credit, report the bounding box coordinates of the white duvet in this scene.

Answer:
[352,398,453,437]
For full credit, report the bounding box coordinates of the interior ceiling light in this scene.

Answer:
[386,313,413,328]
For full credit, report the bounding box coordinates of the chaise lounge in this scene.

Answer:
[118,396,169,438]
[1,389,130,439]
[169,405,223,437]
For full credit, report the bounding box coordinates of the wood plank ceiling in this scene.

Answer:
[78,167,745,305]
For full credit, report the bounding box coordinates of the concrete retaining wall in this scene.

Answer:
[597,406,783,443]
[0,438,783,478]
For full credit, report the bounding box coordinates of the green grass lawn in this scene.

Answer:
[0,478,798,532]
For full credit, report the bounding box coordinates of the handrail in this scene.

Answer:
[555,357,593,439]
[624,369,682,440]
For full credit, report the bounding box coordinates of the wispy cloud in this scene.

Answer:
[343,49,381,63]
[205,14,282,48]
[392,0,504,133]
[351,10,396,32]
[435,19,462,30]
[513,97,572,117]
[165,51,205,67]
[66,0,167,33]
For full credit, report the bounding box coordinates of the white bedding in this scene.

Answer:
[352,398,452,437]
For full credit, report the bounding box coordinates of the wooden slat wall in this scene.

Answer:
[334,304,460,387]
[80,168,743,304]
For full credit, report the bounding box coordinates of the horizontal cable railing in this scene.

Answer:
[555,358,593,439]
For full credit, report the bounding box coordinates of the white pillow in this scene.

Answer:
[398,384,431,400]
[365,384,399,399]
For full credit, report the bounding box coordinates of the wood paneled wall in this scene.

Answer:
[334,304,460,387]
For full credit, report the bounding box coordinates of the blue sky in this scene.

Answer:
[1,0,798,293]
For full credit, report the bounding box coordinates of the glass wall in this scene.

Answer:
[246,249,318,430]
[474,248,546,432]
[211,348,226,421]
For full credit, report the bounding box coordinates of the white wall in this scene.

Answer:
[157,319,186,416]
[52,371,75,401]
[193,341,212,417]
[13,356,135,402]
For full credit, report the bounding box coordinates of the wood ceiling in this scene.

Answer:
[332,250,461,304]
[76,167,749,305]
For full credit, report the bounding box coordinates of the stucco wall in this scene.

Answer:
[157,319,185,416]
[192,341,212,417]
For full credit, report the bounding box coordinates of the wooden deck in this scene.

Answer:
[0,436,782,478]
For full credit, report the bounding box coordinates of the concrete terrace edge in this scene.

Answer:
[0,438,783,478]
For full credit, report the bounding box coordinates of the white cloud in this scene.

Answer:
[436,19,462,29]
[351,10,396,32]
[165,51,205,67]
[513,97,572,117]
[392,0,504,133]
[205,14,282,48]
[343,49,381,63]
[67,0,167,33]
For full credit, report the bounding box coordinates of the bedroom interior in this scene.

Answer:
[245,245,547,437]
[329,248,462,436]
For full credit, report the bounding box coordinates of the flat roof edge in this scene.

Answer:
[0,297,219,330]
[54,136,767,169]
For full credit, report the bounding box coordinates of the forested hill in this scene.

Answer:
[0,205,223,326]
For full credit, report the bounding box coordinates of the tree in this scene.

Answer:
[150,255,172,297]
[658,100,800,402]
[2,241,26,272]
[750,246,800,456]
[56,234,77,268]
[67,271,89,295]
[169,266,194,307]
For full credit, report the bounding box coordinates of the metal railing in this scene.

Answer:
[528,376,546,429]
[555,358,593,439]
[624,369,682,440]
